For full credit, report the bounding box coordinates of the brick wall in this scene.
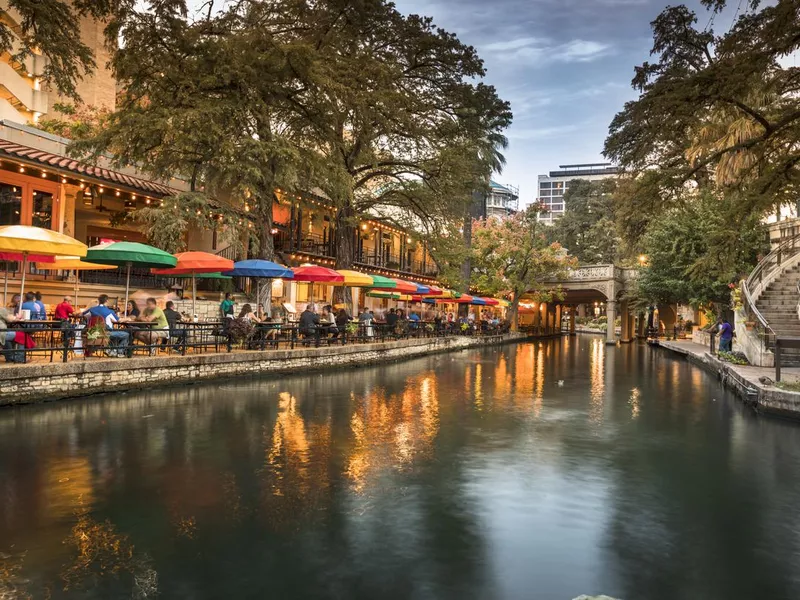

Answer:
[0,334,526,405]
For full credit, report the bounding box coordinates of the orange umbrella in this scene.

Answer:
[482,298,500,306]
[153,251,235,316]
[454,294,475,304]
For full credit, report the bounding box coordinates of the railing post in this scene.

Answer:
[62,325,69,363]
[710,331,716,355]
[775,338,782,382]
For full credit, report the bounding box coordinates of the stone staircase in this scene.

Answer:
[755,264,800,365]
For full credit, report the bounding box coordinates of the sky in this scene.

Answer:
[394,0,740,206]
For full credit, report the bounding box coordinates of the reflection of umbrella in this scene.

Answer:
[1,252,55,306]
[0,226,87,313]
[84,242,177,316]
[292,264,344,307]
[35,256,116,308]
[152,251,234,316]
[224,260,294,313]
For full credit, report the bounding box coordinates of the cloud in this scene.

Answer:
[507,123,582,141]
[481,36,612,66]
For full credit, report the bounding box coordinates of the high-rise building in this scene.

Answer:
[0,2,116,123]
[537,163,619,225]
[486,180,519,218]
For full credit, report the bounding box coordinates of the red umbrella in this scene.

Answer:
[391,279,419,294]
[482,298,500,306]
[153,251,235,316]
[292,264,344,307]
[292,264,345,283]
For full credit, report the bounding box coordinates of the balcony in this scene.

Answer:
[274,234,438,279]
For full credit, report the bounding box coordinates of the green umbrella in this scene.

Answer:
[83,242,178,316]
[368,274,398,289]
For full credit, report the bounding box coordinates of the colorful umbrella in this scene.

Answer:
[390,279,418,294]
[1,252,55,306]
[84,241,178,317]
[224,259,294,279]
[482,298,500,306]
[454,294,475,304]
[35,256,116,309]
[224,259,295,313]
[471,297,487,306]
[334,270,374,287]
[368,275,397,289]
[0,225,87,313]
[152,251,234,316]
[292,264,344,283]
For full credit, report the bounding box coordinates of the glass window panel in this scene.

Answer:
[31,190,53,229]
[0,182,22,225]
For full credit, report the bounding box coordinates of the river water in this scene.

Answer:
[2,337,800,599]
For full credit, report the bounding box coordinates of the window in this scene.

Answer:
[31,190,54,229]
[0,182,22,225]
[540,182,552,190]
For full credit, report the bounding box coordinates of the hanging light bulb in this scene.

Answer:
[115,191,121,197]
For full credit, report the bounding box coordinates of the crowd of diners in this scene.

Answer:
[0,290,509,362]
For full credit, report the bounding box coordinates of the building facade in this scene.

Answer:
[0,2,116,124]
[486,181,519,218]
[537,163,619,225]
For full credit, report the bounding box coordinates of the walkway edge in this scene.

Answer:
[1,333,529,406]
[653,340,800,419]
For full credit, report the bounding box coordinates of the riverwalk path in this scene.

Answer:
[654,338,800,418]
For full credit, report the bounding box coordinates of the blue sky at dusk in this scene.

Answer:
[395,0,741,206]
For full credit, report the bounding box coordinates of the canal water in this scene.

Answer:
[2,337,800,599]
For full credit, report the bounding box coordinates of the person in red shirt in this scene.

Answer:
[54,296,75,321]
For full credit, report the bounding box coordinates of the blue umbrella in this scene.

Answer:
[471,297,487,306]
[224,259,294,279]
[414,283,431,294]
[223,259,294,313]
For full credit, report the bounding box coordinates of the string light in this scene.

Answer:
[40,171,47,178]
[18,166,24,173]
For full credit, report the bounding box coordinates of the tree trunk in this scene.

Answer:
[256,192,275,316]
[509,292,521,332]
[332,203,355,307]
[459,209,473,319]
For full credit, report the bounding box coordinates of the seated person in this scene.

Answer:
[82,294,130,353]
[0,306,22,362]
[132,298,169,354]
[408,311,421,328]
[385,308,399,329]
[238,303,261,323]
[163,301,188,350]
[320,305,338,338]
[54,296,75,321]
[21,292,42,320]
[125,300,140,318]
[298,305,320,341]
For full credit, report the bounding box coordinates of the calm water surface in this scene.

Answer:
[2,337,800,599]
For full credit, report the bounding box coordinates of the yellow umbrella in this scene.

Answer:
[496,299,511,308]
[36,256,117,308]
[0,226,88,313]
[334,270,374,286]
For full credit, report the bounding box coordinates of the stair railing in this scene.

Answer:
[741,232,800,350]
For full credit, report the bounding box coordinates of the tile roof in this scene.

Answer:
[0,140,174,196]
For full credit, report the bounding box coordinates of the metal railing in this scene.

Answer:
[739,233,800,351]
[1,318,510,365]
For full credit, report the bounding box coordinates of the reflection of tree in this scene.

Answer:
[0,550,32,599]
[61,510,158,598]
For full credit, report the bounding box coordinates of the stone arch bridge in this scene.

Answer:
[540,264,640,345]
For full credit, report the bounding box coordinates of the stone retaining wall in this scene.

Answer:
[0,334,526,406]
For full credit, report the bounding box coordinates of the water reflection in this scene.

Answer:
[1,339,800,599]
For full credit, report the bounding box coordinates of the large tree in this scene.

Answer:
[0,0,129,100]
[547,179,621,265]
[278,0,511,304]
[604,0,800,248]
[636,190,767,308]
[471,206,576,330]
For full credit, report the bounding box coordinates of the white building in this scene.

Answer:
[486,180,519,218]
[537,163,619,225]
